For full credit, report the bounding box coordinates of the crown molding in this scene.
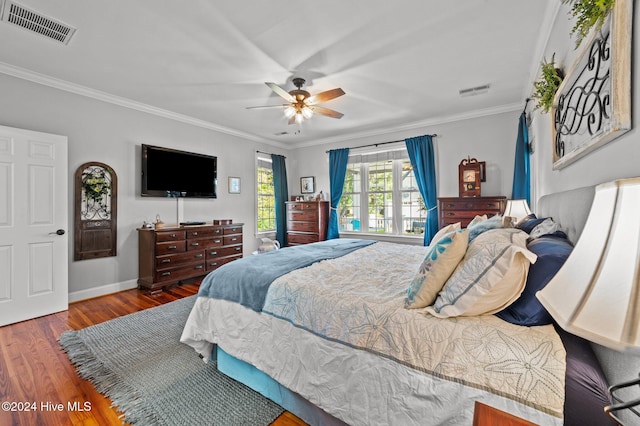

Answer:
[0,61,295,148]
[292,102,523,149]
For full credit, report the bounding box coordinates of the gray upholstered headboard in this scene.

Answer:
[537,185,595,245]
[537,184,639,423]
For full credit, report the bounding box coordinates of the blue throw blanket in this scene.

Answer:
[198,239,375,312]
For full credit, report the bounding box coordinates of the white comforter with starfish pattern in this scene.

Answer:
[181,241,565,426]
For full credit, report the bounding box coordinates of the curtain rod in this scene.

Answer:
[256,150,286,159]
[325,134,438,153]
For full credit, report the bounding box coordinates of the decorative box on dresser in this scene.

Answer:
[438,196,507,228]
[286,200,330,246]
[137,222,243,293]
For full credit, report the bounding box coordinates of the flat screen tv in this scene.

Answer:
[141,144,217,198]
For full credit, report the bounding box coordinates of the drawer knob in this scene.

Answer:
[192,232,198,236]
[234,247,240,251]
[214,239,221,244]
[191,242,199,247]
[230,237,237,241]
[170,233,176,238]
[194,265,203,270]
[161,259,171,264]
[161,272,171,277]
[446,212,455,216]
[168,245,177,250]
[209,251,218,256]
[209,262,218,267]
[195,254,203,258]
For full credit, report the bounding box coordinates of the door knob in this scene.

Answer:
[49,229,66,236]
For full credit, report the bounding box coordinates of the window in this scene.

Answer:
[256,155,275,232]
[339,149,425,236]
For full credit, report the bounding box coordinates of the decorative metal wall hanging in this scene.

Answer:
[552,0,632,169]
[74,162,118,260]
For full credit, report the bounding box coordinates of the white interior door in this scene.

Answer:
[0,125,68,326]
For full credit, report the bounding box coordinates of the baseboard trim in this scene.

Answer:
[69,279,138,303]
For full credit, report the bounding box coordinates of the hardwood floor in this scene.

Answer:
[0,283,306,426]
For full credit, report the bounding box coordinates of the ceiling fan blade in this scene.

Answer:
[246,105,286,110]
[306,88,345,105]
[309,106,344,119]
[265,82,295,102]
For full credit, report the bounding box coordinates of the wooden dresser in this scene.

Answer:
[137,222,243,293]
[438,196,506,228]
[286,201,330,246]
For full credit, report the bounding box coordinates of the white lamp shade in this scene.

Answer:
[504,199,532,222]
[536,178,640,354]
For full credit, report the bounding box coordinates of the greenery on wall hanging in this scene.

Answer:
[562,0,616,47]
[532,55,564,113]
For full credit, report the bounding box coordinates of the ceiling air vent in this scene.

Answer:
[459,84,490,97]
[1,0,76,45]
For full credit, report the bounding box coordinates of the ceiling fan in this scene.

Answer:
[247,77,345,124]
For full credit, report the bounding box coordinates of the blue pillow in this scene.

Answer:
[496,234,573,326]
[467,214,504,242]
[515,214,547,233]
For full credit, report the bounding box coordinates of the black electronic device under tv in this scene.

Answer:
[141,144,217,198]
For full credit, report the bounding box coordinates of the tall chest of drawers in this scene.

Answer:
[438,196,506,228]
[137,223,243,293]
[286,200,330,245]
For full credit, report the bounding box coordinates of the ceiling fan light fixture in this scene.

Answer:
[295,113,304,124]
[284,106,296,118]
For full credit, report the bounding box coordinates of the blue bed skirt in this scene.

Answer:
[216,346,347,426]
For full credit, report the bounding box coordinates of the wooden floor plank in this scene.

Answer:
[0,283,306,426]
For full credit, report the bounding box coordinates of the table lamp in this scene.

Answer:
[536,177,640,424]
[504,199,532,222]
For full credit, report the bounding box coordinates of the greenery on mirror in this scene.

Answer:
[532,55,564,113]
[562,0,615,47]
[82,168,110,205]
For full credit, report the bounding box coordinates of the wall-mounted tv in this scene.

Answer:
[141,144,217,198]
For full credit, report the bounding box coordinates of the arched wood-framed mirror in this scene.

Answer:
[74,162,118,260]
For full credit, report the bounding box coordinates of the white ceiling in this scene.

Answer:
[0,0,553,147]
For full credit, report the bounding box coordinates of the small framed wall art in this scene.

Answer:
[300,176,315,194]
[228,176,241,194]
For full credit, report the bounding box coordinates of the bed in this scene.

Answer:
[181,185,616,426]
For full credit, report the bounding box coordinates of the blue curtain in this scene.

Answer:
[271,154,288,247]
[511,112,531,205]
[405,135,437,246]
[328,148,350,239]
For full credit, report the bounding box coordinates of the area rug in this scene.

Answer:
[59,296,285,425]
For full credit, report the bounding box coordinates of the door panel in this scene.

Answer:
[0,125,68,326]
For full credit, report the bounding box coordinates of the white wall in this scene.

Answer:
[291,110,521,202]
[0,73,285,297]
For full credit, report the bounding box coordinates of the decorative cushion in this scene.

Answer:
[467,214,488,228]
[427,222,461,247]
[496,234,573,326]
[529,217,562,239]
[467,214,505,242]
[516,214,547,233]
[405,229,469,309]
[425,228,537,318]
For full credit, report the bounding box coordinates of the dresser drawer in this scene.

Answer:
[155,262,205,283]
[187,237,223,251]
[287,210,318,222]
[222,234,241,246]
[288,233,319,245]
[155,240,186,255]
[224,225,243,235]
[440,199,503,211]
[206,255,241,271]
[288,220,318,232]
[156,230,186,242]
[155,250,204,269]
[207,245,242,259]
[185,228,222,238]
[287,202,318,211]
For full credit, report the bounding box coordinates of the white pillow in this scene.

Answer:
[529,217,562,239]
[425,228,537,318]
[405,229,469,309]
[427,222,461,247]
